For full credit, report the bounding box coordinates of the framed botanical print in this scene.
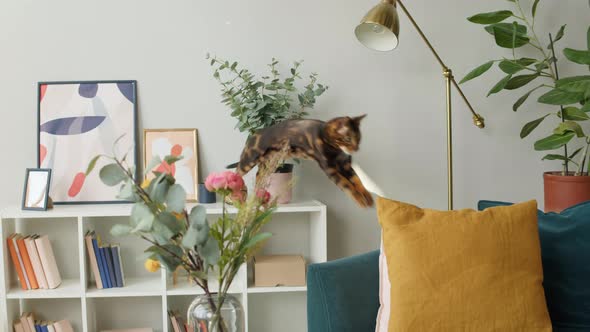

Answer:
[144,129,199,202]
[38,80,138,204]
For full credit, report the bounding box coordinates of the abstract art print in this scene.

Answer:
[144,129,199,202]
[38,80,138,204]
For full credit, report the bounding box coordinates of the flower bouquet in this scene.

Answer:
[88,142,286,331]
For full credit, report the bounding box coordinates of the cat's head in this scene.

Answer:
[325,114,367,154]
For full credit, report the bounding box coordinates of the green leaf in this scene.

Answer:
[111,224,133,237]
[182,206,209,249]
[564,48,590,65]
[487,75,512,96]
[144,156,161,176]
[542,154,569,161]
[117,180,136,201]
[561,107,590,121]
[467,10,513,24]
[99,164,127,187]
[157,211,184,236]
[554,25,566,43]
[166,184,186,213]
[582,103,590,112]
[130,203,155,231]
[513,85,542,112]
[499,61,525,74]
[504,74,539,90]
[532,0,540,17]
[85,155,101,176]
[570,147,584,159]
[164,155,183,164]
[150,172,172,204]
[499,58,536,74]
[538,88,585,105]
[556,76,590,90]
[244,232,272,249]
[534,132,575,151]
[199,238,220,266]
[485,22,529,49]
[520,115,548,139]
[460,61,495,84]
[554,121,585,137]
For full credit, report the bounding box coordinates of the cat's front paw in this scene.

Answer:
[354,190,374,208]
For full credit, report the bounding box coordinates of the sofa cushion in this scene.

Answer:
[377,197,552,331]
[480,200,590,331]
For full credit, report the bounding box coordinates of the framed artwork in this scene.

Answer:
[38,80,138,204]
[22,168,52,211]
[144,129,199,202]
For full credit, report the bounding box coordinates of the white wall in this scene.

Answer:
[0,0,588,261]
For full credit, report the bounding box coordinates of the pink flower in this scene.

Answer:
[256,189,271,205]
[205,171,245,195]
[225,172,245,192]
[205,172,228,192]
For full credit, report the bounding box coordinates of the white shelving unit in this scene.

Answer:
[1,200,327,332]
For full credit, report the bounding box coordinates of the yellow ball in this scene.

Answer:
[145,258,161,273]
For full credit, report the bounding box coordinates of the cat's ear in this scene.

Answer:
[353,114,367,124]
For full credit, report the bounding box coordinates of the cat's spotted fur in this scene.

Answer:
[235,115,373,208]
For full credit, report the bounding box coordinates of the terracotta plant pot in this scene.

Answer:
[267,164,293,204]
[544,172,590,213]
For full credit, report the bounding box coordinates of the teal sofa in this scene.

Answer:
[307,250,380,332]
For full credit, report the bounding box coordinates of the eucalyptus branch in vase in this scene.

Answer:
[88,141,287,331]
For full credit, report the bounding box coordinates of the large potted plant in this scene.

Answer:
[460,0,590,212]
[208,55,328,203]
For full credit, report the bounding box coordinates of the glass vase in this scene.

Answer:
[187,294,244,332]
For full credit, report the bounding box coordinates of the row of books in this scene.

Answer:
[6,234,62,290]
[168,311,194,332]
[85,231,126,289]
[12,312,73,332]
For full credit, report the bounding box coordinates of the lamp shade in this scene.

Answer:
[355,0,400,52]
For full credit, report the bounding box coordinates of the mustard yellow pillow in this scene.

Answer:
[377,197,552,332]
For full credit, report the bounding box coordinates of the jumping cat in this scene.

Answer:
[233,115,373,208]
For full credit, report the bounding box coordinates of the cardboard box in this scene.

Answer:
[254,255,306,287]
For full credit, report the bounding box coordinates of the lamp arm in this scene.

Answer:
[396,0,485,128]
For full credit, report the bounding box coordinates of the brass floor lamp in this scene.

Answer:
[355,0,486,210]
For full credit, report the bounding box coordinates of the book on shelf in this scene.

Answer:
[168,311,193,332]
[86,231,125,289]
[12,313,72,332]
[111,245,125,287]
[85,231,103,289]
[6,233,61,290]
[16,235,39,289]
[6,234,28,290]
[103,246,117,288]
[25,236,49,289]
[52,320,74,332]
[100,329,154,332]
[13,320,25,332]
[35,235,62,289]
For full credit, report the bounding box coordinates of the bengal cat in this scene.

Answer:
[234,115,374,208]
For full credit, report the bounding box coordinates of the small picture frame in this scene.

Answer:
[144,129,199,202]
[22,168,52,211]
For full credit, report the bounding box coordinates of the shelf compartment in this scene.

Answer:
[7,298,83,331]
[247,285,306,294]
[86,296,163,332]
[7,278,81,299]
[86,277,163,298]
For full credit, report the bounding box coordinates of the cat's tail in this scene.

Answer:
[226,162,239,169]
